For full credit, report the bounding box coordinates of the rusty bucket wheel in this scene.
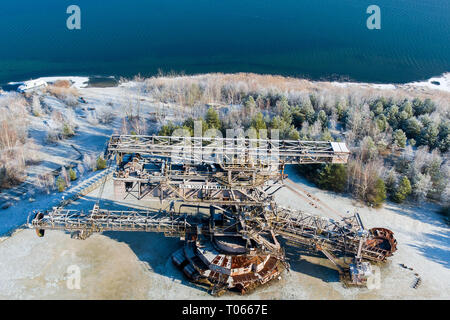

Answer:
[34,211,45,238]
[368,227,397,254]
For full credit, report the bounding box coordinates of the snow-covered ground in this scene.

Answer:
[0,165,448,299]
[0,84,117,235]
[0,78,184,236]
[9,76,90,89]
[0,76,448,299]
[329,72,450,93]
[404,73,450,93]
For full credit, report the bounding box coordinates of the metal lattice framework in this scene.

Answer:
[108,135,349,204]
[108,135,350,166]
[30,205,190,238]
[268,207,395,262]
[28,133,397,292]
[29,205,395,262]
[113,159,284,203]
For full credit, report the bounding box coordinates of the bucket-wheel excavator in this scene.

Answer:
[29,135,397,295]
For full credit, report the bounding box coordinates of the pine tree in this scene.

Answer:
[393,129,407,148]
[96,156,107,170]
[367,178,386,208]
[405,117,421,139]
[317,110,328,129]
[69,168,77,181]
[317,164,347,193]
[158,121,179,136]
[392,176,412,203]
[56,176,66,192]
[205,108,221,130]
[244,96,256,116]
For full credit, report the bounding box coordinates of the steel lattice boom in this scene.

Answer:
[269,207,396,262]
[107,135,350,165]
[30,205,396,262]
[30,205,190,239]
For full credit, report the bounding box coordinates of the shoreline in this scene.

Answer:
[328,72,450,94]
[2,72,450,94]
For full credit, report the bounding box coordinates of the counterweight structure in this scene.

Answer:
[29,135,397,295]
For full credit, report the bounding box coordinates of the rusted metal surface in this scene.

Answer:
[174,237,284,294]
[29,203,397,294]
[367,227,398,256]
[27,134,398,295]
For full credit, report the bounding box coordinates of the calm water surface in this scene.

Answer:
[0,0,449,84]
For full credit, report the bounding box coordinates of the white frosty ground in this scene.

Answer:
[1,166,448,299]
[0,77,449,299]
[9,76,90,89]
[0,81,182,236]
[329,72,450,93]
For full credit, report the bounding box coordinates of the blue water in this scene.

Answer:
[0,0,449,84]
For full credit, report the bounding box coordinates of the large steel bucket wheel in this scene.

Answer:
[368,227,397,254]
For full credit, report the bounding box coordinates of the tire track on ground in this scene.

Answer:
[284,179,343,219]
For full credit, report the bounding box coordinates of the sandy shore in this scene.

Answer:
[5,72,450,94]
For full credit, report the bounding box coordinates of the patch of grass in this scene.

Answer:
[69,168,77,181]
[56,176,66,192]
[96,156,107,170]
[62,123,75,138]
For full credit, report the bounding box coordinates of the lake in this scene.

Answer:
[0,0,449,85]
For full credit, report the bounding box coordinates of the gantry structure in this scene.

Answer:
[29,134,397,295]
[109,135,350,205]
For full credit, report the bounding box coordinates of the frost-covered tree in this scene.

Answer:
[31,95,43,117]
[412,173,432,201]
[404,117,421,138]
[298,98,315,124]
[418,121,439,149]
[401,101,414,118]
[360,136,378,161]
[386,105,399,128]
[384,169,399,195]
[61,166,70,187]
[244,96,256,116]
[317,110,328,129]
[376,114,388,132]
[310,120,322,140]
[437,120,450,152]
